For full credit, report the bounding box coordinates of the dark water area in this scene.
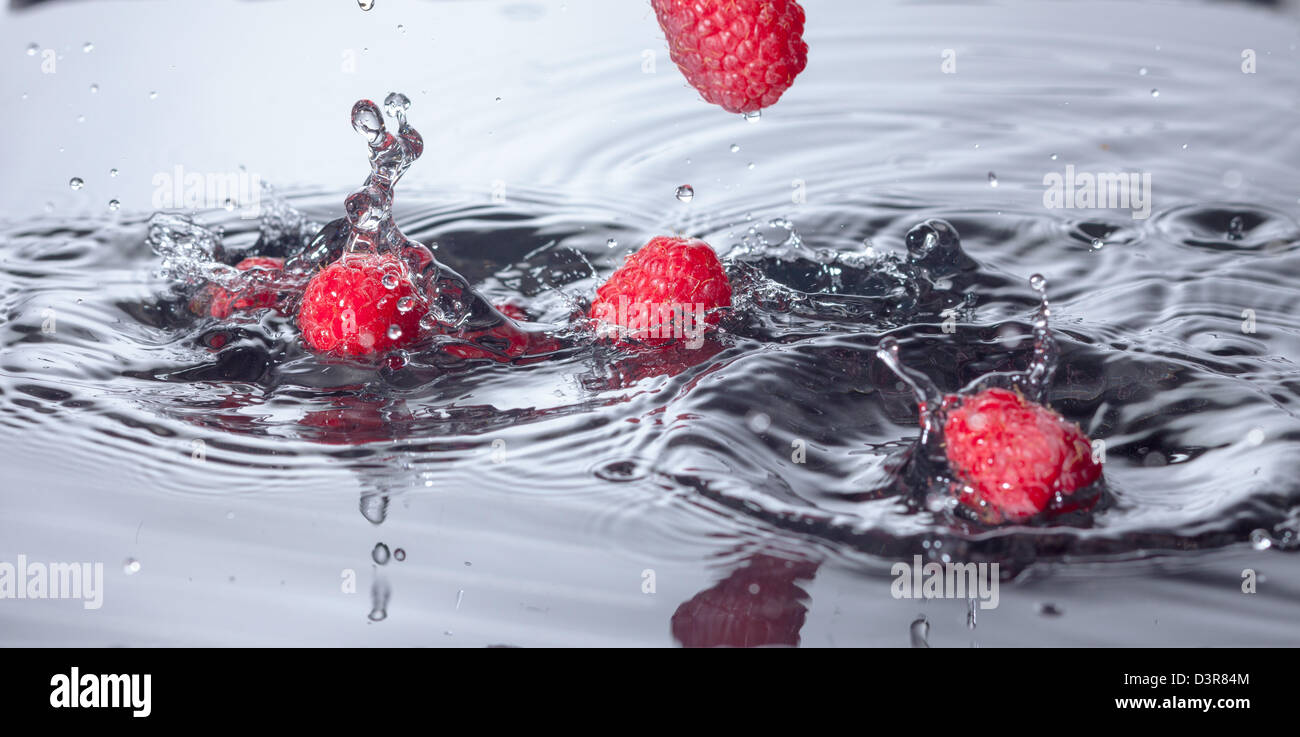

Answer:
[2,0,1299,646]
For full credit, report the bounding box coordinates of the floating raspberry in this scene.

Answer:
[943,387,1102,522]
[298,252,427,356]
[651,0,809,114]
[196,256,286,319]
[589,236,732,347]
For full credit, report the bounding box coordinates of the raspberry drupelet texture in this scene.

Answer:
[943,387,1102,522]
[651,0,809,114]
[589,236,732,347]
[298,252,427,356]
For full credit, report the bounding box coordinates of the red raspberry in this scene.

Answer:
[200,256,285,319]
[942,388,1102,522]
[589,236,731,347]
[298,253,427,356]
[651,0,809,114]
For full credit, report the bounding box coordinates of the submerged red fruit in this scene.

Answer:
[651,0,809,114]
[943,388,1101,522]
[298,253,427,356]
[589,236,732,347]
[201,256,286,319]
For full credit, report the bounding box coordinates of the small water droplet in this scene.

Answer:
[69,177,84,190]
[1029,273,1047,292]
[396,296,415,313]
[358,0,375,9]
[373,542,391,565]
[108,199,119,211]
[89,83,99,94]
[1150,88,1159,98]
[1138,67,1148,76]
[394,548,406,561]
[75,114,85,124]
[396,24,405,34]
[729,143,740,153]
[987,172,998,187]
[1227,215,1245,240]
[148,91,158,100]
[605,238,618,249]
[109,168,118,177]
[82,42,93,53]
[1049,153,1058,161]
[26,43,38,56]
[675,184,694,203]
[743,110,761,123]
[383,91,411,118]
[124,558,140,575]
[223,199,235,212]
[1251,529,1273,550]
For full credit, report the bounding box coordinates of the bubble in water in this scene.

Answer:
[1227,215,1245,241]
[394,548,406,561]
[358,0,375,9]
[381,272,399,290]
[76,115,85,124]
[987,172,998,187]
[1150,88,1159,98]
[387,324,402,340]
[372,542,391,564]
[359,492,388,525]
[1029,273,1047,292]
[396,24,405,34]
[69,177,84,190]
[1139,67,1148,76]
[744,110,761,123]
[89,83,99,94]
[1250,529,1273,550]
[124,558,140,574]
[729,143,740,153]
[396,296,415,313]
[26,43,38,56]
[675,184,694,203]
[108,199,119,211]
[109,168,118,177]
[605,238,618,249]
[82,42,93,53]
[149,91,158,100]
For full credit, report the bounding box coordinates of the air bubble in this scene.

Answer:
[26,43,38,56]
[396,296,415,313]
[1150,88,1159,98]
[358,0,375,9]
[987,172,998,187]
[675,184,694,202]
[729,143,740,153]
[605,238,618,249]
[1251,529,1273,550]
[373,542,391,565]
[387,324,402,340]
[381,272,399,290]
[744,110,761,123]
[69,177,84,190]
[89,83,99,94]
[108,199,119,211]
[109,168,118,177]
[124,558,140,574]
[82,42,94,53]
[394,548,406,561]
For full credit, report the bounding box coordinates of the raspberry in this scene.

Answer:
[298,252,428,356]
[943,388,1102,522]
[589,236,731,347]
[670,555,817,648]
[651,0,809,114]
[198,256,286,319]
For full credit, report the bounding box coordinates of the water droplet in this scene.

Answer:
[107,199,119,211]
[358,0,375,9]
[1138,67,1148,76]
[383,91,411,119]
[124,558,140,574]
[1150,88,1159,98]
[729,143,740,153]
[396,24,405,34]
[1029,273,1046,292]
[89,83,99,94]
[1251,529,1273,550]
[26,43,38,56]
[675,184,694,203]
[1246,427,1265,446]
[747,162,755,170]
[387,324,402,340]
[372,542,391,565]
[109,168,118,177]
[69,177,84,190]
[1049,153,1058,161]
[148,91,158,100]
[396,296,415,313]
[394,548,406,561]
[223,199,235,212]
[743,110,761,123]
[82,42,93,53]
[987,172,998,187]
[605,238,618,249]
[381,272,399,290]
